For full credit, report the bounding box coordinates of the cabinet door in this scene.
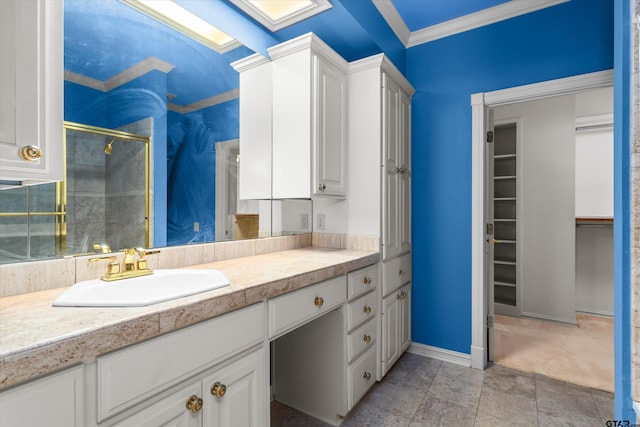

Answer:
[382,74,401,259]
[398,283,412,353]
[113,382,202,427]
[0,0,63,185]
[399,90,412,253]
[236,57,272,200]
[202,347,266,427]
[0,366,84,427]
[313,55,347,197]
[382,290,399,373]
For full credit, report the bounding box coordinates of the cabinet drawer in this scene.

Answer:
[347,290,377,331]
[97,303,265,421]
[268,275,346,339]
[382,253,411,296]
[348,346,377,410]
[348,318,376,362]
[347,264,378,300]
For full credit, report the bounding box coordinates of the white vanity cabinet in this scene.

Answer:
[348,54,414,377]
[269,33,348,199]
[0,0,63,187]
[345,265,378,410]
[0,365,84,427]
[112,347,266,427]
[381,254,412,374]
[92,303,267,427]
[231,54,272,200]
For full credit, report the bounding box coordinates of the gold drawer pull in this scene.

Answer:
[314,296,324,308]
[363,334,372,343]
[186,395,203,413]
[211,382,227,398]
[363,305,372,314]
[363,372,372,381]
[399,269,406,276]
[363,276,372,285]
[19,145,42,161]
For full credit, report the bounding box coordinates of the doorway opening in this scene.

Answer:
[470,70,615,391]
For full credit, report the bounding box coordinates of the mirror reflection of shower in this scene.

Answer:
[64,121,151,255]
[104,138,116,155]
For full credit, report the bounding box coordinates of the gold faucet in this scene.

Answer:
[89,247,160,282]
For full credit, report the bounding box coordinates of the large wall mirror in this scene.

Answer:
[0,0,311,264]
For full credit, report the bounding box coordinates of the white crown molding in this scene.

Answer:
[64,57,175,92]
[167,88,239,114]
[348,53,415,96]
[268,32,348,72]
[65,57,238,114]
[229,0,331,32]
[407,0,570,47]
[371,0,410,46]
[230,52,270,73]
[104,57,175,91]
[484,69,614,107]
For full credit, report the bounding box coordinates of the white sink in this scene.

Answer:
[53,269,231,307]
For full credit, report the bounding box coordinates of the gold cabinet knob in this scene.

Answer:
[211,382,227,398]
[363,277,372,285]
[363,372,372,381]
[363,305,372,314]
[314,296,324,307]
[397,291,406,300]
[363,334,372,343]
[399,269,406,276]
[318,183,326,191]
[186,395,203,413]
[18,145,42,161]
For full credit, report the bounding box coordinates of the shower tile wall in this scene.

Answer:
[66,131,107,254]
[105,138,147,250]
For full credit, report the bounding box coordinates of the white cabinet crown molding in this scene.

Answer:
[267,32,348,73]
[348,54,415,97]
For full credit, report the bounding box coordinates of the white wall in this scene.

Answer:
[574,86,614,315]
[494,94,577,324]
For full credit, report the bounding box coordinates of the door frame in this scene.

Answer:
[469,69,614,370]
[215,139,239,241]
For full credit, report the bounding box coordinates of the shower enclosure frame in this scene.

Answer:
[60,121,151,254]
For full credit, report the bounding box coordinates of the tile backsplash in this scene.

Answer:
[0,233,380,298]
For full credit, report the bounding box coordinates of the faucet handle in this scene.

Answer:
[88,255,120,275]
[133,247,160,271]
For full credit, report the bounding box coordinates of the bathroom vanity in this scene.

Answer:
[0,247,380,426]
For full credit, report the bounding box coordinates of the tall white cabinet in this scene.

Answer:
[0,0,63,187]
[348,54,414,377]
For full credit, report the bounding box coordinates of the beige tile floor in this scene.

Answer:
[271,352,614,426]
[493,313,614,392]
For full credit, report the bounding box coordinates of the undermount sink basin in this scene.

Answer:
[53,269,231,307]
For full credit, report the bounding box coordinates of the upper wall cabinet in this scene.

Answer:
[269,33,348,199]
[232,54,273,200]
[0,0,63,188]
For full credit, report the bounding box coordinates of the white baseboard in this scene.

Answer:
[408,342,471,367]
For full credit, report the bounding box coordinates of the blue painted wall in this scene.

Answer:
[406,0,613,354]
[613,0,633,420]
[166,100,239,245]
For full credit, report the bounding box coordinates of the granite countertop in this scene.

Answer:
[0,247,379,390]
